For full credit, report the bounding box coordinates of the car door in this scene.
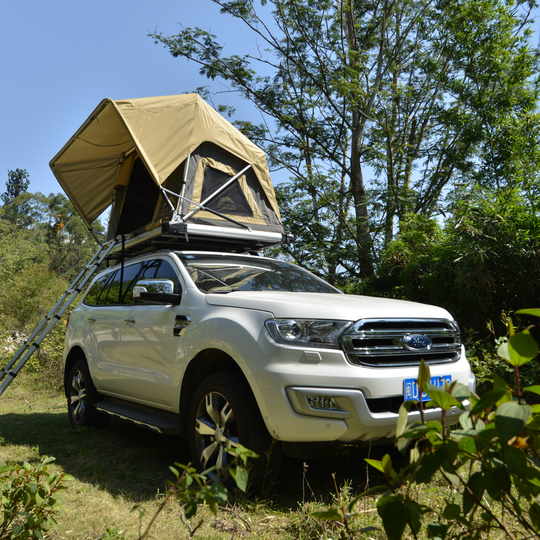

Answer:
[115,257,183,408]
[81,269,123,392]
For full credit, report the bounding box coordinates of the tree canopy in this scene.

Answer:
[151,0,540,283]
[2,169,30,206]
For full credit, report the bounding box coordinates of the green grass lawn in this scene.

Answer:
[1,374,525,540]
[0,374,399,539]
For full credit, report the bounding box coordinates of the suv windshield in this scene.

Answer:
[178,253,339,294]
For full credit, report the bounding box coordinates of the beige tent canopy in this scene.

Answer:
[50,94,286,251]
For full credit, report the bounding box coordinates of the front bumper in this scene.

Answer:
[250,346,476,443]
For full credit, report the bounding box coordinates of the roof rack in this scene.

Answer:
[107,220,294,260]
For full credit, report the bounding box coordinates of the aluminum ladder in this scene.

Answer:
[0,237,120,397]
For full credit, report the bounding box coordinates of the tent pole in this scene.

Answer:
[160,189,252,231]
[182,164,252,222]
[179,154,191,214]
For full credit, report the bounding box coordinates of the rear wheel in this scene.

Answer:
[67,359,108,429]
[188,372,281,489]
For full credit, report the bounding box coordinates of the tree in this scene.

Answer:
[2,169,30,206]
[358,187,540,338]
[0,191,104,281]
[43,193,105,280]
[150,0,540,282]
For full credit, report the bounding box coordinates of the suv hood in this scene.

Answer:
[205,291,453,321]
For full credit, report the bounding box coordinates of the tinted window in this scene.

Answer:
[84,271,118,306]
[130,260,181,304]
[84,259,181,306]
[178,253,339,294]
[117,262,144,304]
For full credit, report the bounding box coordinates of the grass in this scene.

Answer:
[0,372,522,540]
[0,373,396,539]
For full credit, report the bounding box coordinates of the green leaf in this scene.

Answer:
[503,445,529,477]
[442,503,461,521]
[206,495,218,516]
[233,466,249,493]
[427,521,448,540]
[418,360,431,396]
[424,383,460,410]
[484,466,511,501]
[515,308,540,318]
[377,496,408,540]
[458,435,478,455]
[210,481,228,505]
[463,472,484,516]
[404,501,423,535]
[381,454,395,479]
[525,385,540,396]
[450,382,470,403]
[365,459,385,474]
[414,446,450,484]
[514,474,539,499]
[311,507,344,521]
[506,331,539,366]
[396,401,409,437]
[184,500,198,519]
[495,402,531,443]
[530,502,540,532]
[497,341,511,362]
[459,411,474,430]
[469,389,507,416]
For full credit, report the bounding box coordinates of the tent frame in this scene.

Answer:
[158,158,254,232]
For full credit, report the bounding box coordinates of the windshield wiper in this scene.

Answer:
[208,288,244,294]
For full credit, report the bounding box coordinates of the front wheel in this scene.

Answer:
[188,372,281,489]
[67,359,108,429]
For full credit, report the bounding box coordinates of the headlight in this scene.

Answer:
[265,319,352,349]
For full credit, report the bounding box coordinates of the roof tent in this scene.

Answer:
[50,94,290,255]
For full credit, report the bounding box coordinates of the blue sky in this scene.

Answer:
[1,0,263,199]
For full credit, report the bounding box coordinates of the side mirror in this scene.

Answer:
[133,279,181,305]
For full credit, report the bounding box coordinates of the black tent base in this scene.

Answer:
[106,220,293,261]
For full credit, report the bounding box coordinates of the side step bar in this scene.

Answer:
[96,398,182,436]
[0,237,120,397]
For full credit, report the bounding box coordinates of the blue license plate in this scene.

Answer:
[403,375,452,402]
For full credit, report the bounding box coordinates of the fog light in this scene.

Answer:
[306,395,339,410]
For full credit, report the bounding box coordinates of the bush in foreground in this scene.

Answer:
[313,308,540,539]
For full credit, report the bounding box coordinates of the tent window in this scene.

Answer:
[201,165,253,218]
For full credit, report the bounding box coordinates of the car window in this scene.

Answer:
[84,270,118,306]
[141,259,181,291]
[84,259,181,306]
[117,262,144,304]
[178,253,339,294]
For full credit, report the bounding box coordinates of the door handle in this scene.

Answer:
[174,315,191,336]
[124,318,136,325]
[87,317,96,323]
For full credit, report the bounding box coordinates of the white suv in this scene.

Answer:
[64,249,475,482]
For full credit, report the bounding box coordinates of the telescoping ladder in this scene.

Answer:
[0,237,120,397]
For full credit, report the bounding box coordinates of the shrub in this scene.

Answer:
[355,189,540,340]
[0,456,72,540]
[0,264,68,334]
[313,308,540,539]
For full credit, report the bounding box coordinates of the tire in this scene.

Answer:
[188,372,281,489]
[66,359,109,429]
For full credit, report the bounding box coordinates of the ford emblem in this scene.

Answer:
[402,334,432,351]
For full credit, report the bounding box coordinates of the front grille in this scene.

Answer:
[341,318,461,367]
